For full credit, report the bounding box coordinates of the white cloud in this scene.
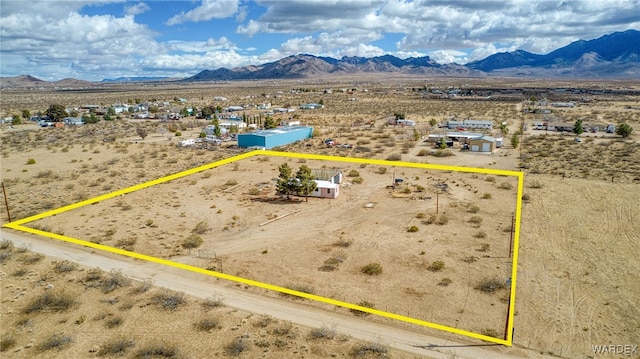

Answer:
[2,0,639,81]
[125,2,150,16]
[427,50,469,64]
[166,0,240,26]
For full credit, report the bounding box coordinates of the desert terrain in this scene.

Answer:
[1,77,639,358]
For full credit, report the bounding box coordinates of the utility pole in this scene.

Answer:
[1,182,11,222]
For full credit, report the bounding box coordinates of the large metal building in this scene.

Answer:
[237,126,313,149]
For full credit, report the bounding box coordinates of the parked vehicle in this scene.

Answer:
[606,124,615,133]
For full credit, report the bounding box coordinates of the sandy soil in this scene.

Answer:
[1,80,639,358]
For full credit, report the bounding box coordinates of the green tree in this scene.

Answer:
[107,107,116,116]
[264,116,278,129]
[276,163,295,199]
[573,119,583,135]
[295,165,317,202]
[412,128,420,141]
[69,109,79,117]
[500,122,509,136]
[229,125,239,135]
[180,107,190,118]
[201,106,213,119]
[429,118,437,127]
[12,114,22,125]
[394,112,405,120]
[439,137,447,149]
[211,118,222,137]
[83,113,99,124]
[21,109,30,120]
[45,104,67,122]
[103,114,112,121]
[511,133,520,149]
[616,123,633,138]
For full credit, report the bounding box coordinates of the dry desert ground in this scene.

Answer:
[1,77,639,358]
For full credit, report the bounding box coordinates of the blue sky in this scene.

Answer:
[1,0,639,81]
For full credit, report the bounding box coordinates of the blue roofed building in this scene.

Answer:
[238,126,313,149]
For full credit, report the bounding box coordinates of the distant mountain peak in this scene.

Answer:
[466,29,640,77]
[184,53,447,81]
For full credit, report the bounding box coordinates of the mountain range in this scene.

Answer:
[1,30,638,87]
[466,29,640,77]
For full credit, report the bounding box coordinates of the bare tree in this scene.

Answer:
[136,127,148,140]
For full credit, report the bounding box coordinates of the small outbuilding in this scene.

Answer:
[468,136,496,153]
[311,181,339,198]
[237,126,313,149]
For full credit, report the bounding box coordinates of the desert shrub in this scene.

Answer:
[181,234,203,249]
[469,216,483,226]
[481,192,492,199]
[463,256,479,263]
[280,284,314,299]
[473,231,487,238]
[417,149,430,156]
[485,176,496,183]
[105,316,124,328]
[24,291,75,313]
[0,239,13,250]
[498,181,513,190]
[20,252,44,264]
[386,153,401,161]
[12,268,28,277]
[361,262,383,275]
[308,324,337,339]
[333,237,353,247]
[174,131,182,136]
[407,225,419,232]
[0,252,12,263]
[0,335,16,352]
[438,278,452,286]
[193,317,220,332]
[432,149,454,157]
[131,279,153,295]
[201,294,225,311]
[26,158,36,165]
[427,260,445,272]
[467,204,480,213]
[435,214,449,225]
[192,221,209,234]
[352,176,364,184]
[97,336,135,356]
[349,340,388,357]
[36,333,72,352]
[415,212,425,219]
[253,315,274,328]
[152,289,186,310]
[101,270,131,293]
[133,342,180,358]
[225,338,250,356]
[376,167,387,174]
[416,185,425,192]
[349,300,375,317]
[248,187,260,195]
[479,243,491,252]
[347,169,360,177]
[53,260,78,273]
[401,187,411,194]
[476,277,505,293]
[528,179,543,188]
[522,193,531,201]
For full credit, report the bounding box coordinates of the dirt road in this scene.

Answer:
[1,228,537,359]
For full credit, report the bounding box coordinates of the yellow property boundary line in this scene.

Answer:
[3,150,523,346]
